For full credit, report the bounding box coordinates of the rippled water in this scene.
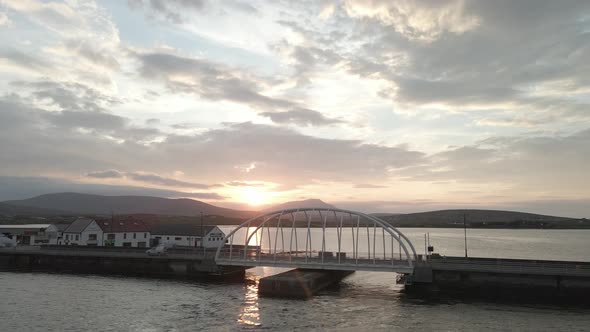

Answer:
[2,229,590,331]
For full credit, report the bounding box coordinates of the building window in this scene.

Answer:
[167,237,170,240]
[133,233,136,239]
[175,237,181,240]
[75,235,79,241]
[88,234,97,240]
[144,233,147,238]
[124,233,127,239]
[107,233,115,240]
[123,242,132,247]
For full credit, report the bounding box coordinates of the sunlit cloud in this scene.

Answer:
[0,0,589,215]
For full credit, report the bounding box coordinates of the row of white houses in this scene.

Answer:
[0,218,227,249]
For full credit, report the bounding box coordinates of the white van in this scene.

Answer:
[0,234,15,247]
[146,241,175,256]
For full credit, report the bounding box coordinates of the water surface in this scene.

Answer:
[1,229,589,331]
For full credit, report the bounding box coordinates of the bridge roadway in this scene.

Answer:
[216,249,416,273]
[216,251,590,278]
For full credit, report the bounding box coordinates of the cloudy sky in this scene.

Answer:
[0,0,589,216]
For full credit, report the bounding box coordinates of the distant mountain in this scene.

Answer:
[371,213,402,217]
[0,202,70,216]
[4,193,257,219]
[4,194,587,229]
[266,199,336,212]
[379,209,586,228]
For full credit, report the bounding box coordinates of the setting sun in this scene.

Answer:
[240,187,271,207]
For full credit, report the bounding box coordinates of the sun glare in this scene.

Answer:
[240,188,269,207]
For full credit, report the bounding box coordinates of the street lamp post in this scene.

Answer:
[200,211,204,255]
[463,213,468,258]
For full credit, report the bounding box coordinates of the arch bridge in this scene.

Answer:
[215,208,418,274]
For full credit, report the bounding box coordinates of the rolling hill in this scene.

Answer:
[266,199,336,212]
[3,193,257,219]
[0,202,70,216]
[2,193,587,228]
[380,209,587,228]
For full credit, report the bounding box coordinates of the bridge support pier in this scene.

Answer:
[258,269,354,299]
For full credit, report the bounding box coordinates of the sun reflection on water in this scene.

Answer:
[238,274,261,327]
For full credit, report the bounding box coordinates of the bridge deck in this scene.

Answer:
[217,251,590,277]
[216,251,415,273]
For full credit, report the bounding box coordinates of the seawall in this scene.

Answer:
[406,256,590,300]
[0,246,246,280]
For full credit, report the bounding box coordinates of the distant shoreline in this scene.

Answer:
[394,224,590,230]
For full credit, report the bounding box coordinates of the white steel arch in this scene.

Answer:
[215,208,418,273]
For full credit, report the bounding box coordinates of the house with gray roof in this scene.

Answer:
[60,218,103,246]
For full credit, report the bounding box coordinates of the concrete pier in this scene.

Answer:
[0,246,246,280]
[406,256,590,300]
[258,269,354,299]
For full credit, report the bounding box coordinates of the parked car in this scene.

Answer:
[0,234,15,247]
[146,242,175,256]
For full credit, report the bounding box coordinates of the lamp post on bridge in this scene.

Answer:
[463,213,468,258]
[200,211,204,255]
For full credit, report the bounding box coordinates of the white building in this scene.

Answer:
[0,224,51,245]
[96,220,150,248]
[203,226,227,248]
[150,224,226,248]
[61,218,104,246]
[44,223,69,245]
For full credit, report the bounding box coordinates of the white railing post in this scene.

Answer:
[350,213,355,263]
[320,210,326,264]
[289,212,296,262]
[266,225,272,262]
[243,220,251,260]
[305,210,312,263]
[338,213,343,264]
[382,227,386,261]
[366,221,370,261]
[294,212,299,258]
[355,215,360,265]
[373,223,377,264]
[273,211,284,262]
